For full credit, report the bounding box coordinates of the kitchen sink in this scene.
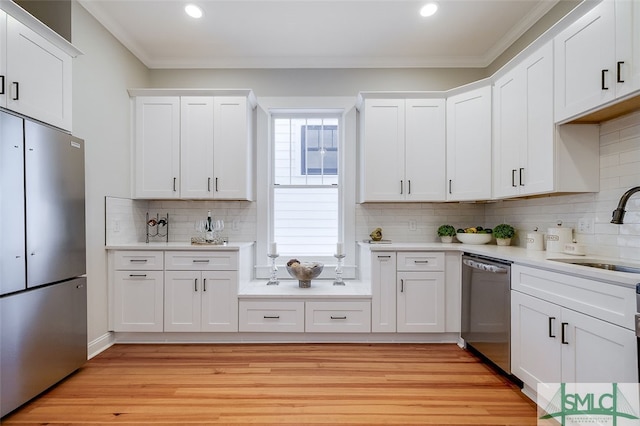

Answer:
[548,258,640,274]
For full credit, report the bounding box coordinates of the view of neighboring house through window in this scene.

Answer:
[272,114,340,257]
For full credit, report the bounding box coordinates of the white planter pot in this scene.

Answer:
[440,236,454,243]
[496,238,511,246]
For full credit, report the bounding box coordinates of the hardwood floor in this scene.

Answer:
[2,343,537,425]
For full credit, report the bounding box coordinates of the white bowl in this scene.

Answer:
[456,232,492,245]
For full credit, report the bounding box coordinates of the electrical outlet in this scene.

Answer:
[408,220,417,231]
[232,219,240,231]
[112,220,120,233]
[577,218,594,234]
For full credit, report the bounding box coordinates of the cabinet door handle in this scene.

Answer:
[561,322,569,344]
[331,316,347,320]
[548,316,556,338]
[129,274,147,277]
[617,61,625,83]
[194,278,198,292]
[400,279,404,293]
[203,278,207,292]
[215,177,219,192]
[601,69,609,90]
[408,180,411,195]
[12,82,19,100]
[519,168,525,186]
[511,169,517,187]
[208,177,211,192]
[173,177,177,191]
[448,179,452,194]
[400,180,403,195]
[264,315,280,319]
[0,75,4,94]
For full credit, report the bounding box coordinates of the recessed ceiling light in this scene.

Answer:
[420,2,438,17]
[185,4,203,19]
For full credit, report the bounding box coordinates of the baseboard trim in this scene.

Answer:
[88,331,115,359]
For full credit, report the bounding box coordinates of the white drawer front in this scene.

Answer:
[396,252,444,272]
[114,251,164,270]
[305,301,371,333]
[165,251,238,271]
[239,301,304,332]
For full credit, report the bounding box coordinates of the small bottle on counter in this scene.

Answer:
[205,210,214,242]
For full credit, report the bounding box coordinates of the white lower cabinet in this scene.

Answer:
[511,265,637,396]
[397,271,445,332]
[164,270,237,332]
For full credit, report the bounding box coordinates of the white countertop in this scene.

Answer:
[359,241,640,288]
[105,241,254,251]
[239,280,371,298]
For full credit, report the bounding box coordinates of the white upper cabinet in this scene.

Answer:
[446,85,492,201]
[554,0,640,122]
[1,13,73,131]
[358,96,445,202]
[134,96,181,199]
[493,42,555,198]
[132,91,255,200]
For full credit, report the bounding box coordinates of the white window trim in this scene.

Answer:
[255,97,357,280]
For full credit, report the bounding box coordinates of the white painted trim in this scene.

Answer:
[87,331,115,359]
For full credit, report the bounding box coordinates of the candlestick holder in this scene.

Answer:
[333,253,346,286]
[267,253,279,285]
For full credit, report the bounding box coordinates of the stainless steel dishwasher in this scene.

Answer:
[461,253,512,375]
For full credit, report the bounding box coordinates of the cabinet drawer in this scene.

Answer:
[165,251,238,271]
[114,251,164,270]
[238,301,304,332]
[305,301,371,333]
[396,252,444,271]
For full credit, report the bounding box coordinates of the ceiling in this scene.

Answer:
[78,0,561,69]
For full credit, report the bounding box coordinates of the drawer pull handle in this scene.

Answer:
[548,316,556,338]
[413,260,429,264]
[561,322,569,344]
[129,274,147,277]
[264,315,280,319]
[331,316,347,320]
[377,255,391,259]
[129,259,148,263]
[193,259,210,263]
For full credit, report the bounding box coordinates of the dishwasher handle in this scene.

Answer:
[463,258,509,274]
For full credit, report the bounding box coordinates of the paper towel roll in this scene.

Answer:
[526,231,544,251]
[546,226,573,253]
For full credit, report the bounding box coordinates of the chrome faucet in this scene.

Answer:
[611,186,640,224]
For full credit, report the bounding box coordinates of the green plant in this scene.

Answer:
[493,224,515,239]
[437,224,456,237]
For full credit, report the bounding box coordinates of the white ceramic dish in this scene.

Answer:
[456,233,492,245]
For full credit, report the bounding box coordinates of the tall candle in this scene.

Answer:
[269,242,277,255]
[336,242,344,256]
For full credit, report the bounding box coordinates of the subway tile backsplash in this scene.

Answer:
[106,111,640,261]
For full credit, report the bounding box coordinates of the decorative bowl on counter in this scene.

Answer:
[456,233,492,245]
[286,259,324,288]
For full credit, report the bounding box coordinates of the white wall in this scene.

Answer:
[485,111,640,261]
[72,2,149,347]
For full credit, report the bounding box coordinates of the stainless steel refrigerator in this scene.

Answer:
[0,109,87,417]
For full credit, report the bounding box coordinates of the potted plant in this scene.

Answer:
[493,224,515,246]
[437,224,456,243]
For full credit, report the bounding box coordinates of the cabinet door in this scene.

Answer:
[5,16,72,131]
[511,291,562,390]
[358,99,405,202]
[521,42,554,195]
[0,11,6,108]
[561,308,638,384]
[446,86,492,201]
[201,270,238,332]
[397,271,445,333]
[180,97,214,199]
[404,98,446,201]
[615,0,640,97]
[113,271,164,332]
[213,96,253,200]
[371,252,397,332]
[134,97,180,198]
[164,271,201,332]
[554,1,616,122]
[493,69,524,198]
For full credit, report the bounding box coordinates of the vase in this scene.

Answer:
[496,238,511,246]
[440,236,454,243]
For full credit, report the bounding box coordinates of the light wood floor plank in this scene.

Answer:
[2,343,537,425]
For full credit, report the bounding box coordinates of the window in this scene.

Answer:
[272,114,340,257]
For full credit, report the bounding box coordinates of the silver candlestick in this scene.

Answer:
[333,253,346,286]
[267,253,279,285]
